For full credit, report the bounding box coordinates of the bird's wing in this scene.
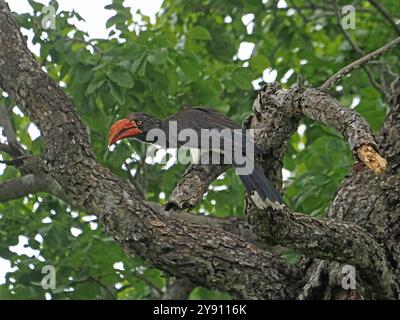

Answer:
[189,107,243,130]
[164,107,259,156]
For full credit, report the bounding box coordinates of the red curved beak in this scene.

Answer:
[108,119,142,146]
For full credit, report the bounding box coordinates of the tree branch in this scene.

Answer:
[0,173,46,202]
[244,84,394,297]
[0,169,81,207]
[300,87,387,173]
[0,141,13,155]
[156,80,393,297]
[1,0,397,299]
[246,204,394,298]
[320,36,400,91]
[148,201,268,249]
[367,0,400,36]
[331,0,389,99]
[257,84,387,174]
[0,154,87,212]
[0,0,303,299]
[0,106,26,158]
[378,87,400,170]
[165,164,228,210]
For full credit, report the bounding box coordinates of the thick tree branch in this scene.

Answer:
[0,0,303,299]
[246,204,394,298]
[149,201,268,249]
[158,78,393,297]
[241,87,394,296]
[165,164,228,210]
[320,36,400,91]
[1,0,398,299]
[299,88,387,173]
[379,87,400,170]
[244,84,395,297]
[0,161,87,211]
[0,173,46,201]
[323,94,400,298]
[256,85,386,174]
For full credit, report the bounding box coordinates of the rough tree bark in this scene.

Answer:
[0,0,399,299]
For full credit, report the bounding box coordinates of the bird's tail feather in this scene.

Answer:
[237,165,283,209]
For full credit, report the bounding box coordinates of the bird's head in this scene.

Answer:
[108,112,161,146]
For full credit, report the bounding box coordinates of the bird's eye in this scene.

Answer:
[136,120,142,126]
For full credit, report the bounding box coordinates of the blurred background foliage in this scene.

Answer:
[0,0,398,299]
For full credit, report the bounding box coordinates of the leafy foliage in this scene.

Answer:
[1,0,396,299]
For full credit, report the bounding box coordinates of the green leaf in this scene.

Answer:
[72,65,93,84]
[178,56,200,80]
[116,60,132,70]
[233,69,252,90]
[250,54,269,70]
[147,48,169,65]
[138,58,148,77]
[11,13,31,29]
[130,55,146,73]
[107,69,134,88]
[192,79,221,105]
[131,55,148,77]
[109,81,126,105]
[188,26,212,41]
[356,100,387,131]
[282,249,299,265]
[86,79,106,95]
[28,0,44,12]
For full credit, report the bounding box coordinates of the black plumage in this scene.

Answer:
[113,107,283,207]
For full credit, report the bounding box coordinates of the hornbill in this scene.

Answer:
[108,107,283,209]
